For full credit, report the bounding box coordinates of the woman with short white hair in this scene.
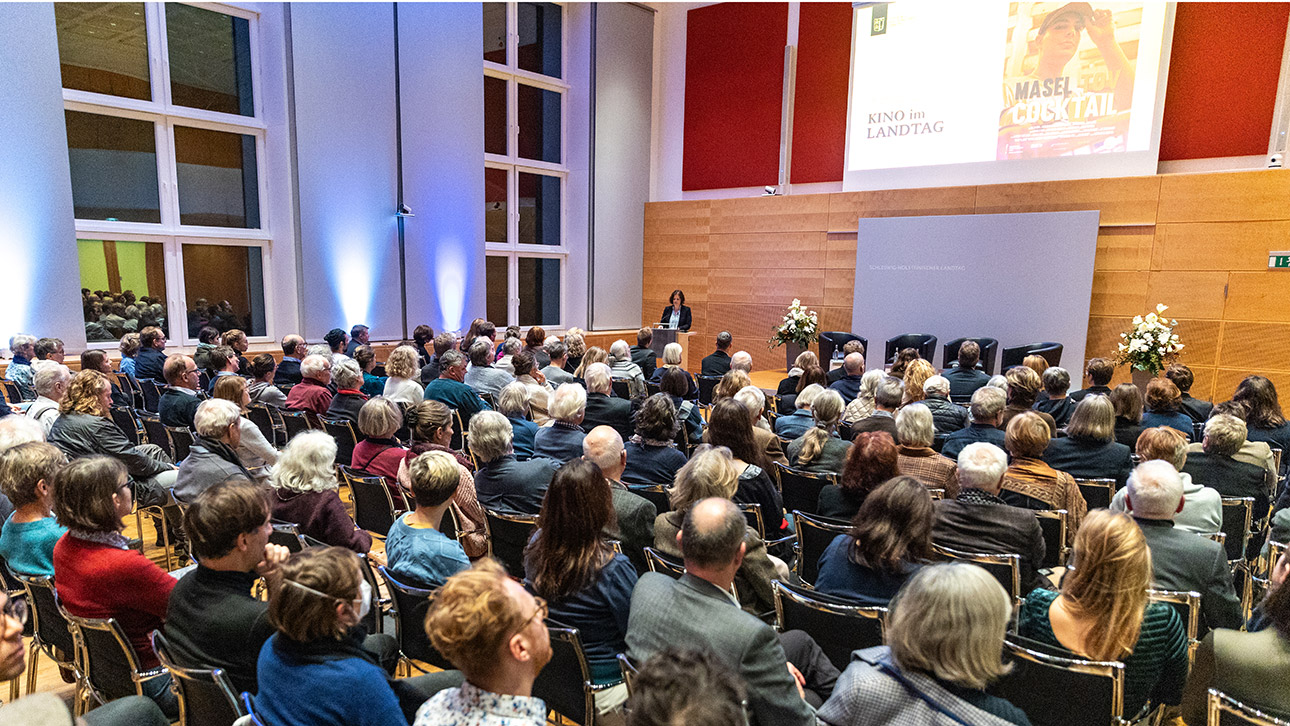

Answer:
[534,383,589,463]
[649,342,698,398]
[325,359,368,424]
[895,403,959,498]
[271,431,372,553]
[608,339,646,398]
[818,563,1027,725]
[174,398,254,503]
[495,381,539,460]
[26,361,70,434]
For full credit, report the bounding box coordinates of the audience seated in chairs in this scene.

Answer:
[471,410,557,515]
[563,329,587,375]
[841,369,885,425]
[1183,413,1271,521]
[776,383,824,440]
[629,328,656,382]
[379,345,424,408]
[524,325,552,369]
[888,347,921,380]
[1182,547,1290,723]
[271,431,372,554]
[782,366,828,416]
[49,370,177,509]
[523,458,639,719]
[222,328,252,373]
[999,412,1086,547]
[849,376,902,441]
[248,353,287,408]
[496,336,523,376]
[464,338,515,400]
[52,456,179,717]
[496,380,540,460]
[26,361,69,435]
[943,340,991,400]
[541,340,576,387]
[900,359,936,406]
[1112,425,1221,535]
[700,331,733,378]
[158,354,202,429]
[583,362,635,440]
[778,350,820,396]
[829,353,868,404]
[174,399,254,503]
[574,344,608,381]
[940,386,1008,461]
[1042,394,1133,486]
[610,339,647,399]
[164,479,290,695]
[1233,374,1290,456]
[1070,357,1115,402]
[1001,366,1055,436]
[1202,401,1280,496]
[622,393,688,487]
[399,400,486,558]
[920,375,968,435]
[1140,378,1194,438]
[0,442,67,577]
[134,326,169,385]
[346,324,371,359]
[934,442,1048,596]
[624,648,746,726]
[1034,367,1075,428]
[895,403,959,498]
[705,398,787,535]
[732,385,789,464]
[423,349,491,421]
[584,426,657,574]
[628,497,839,725]
[211,375,278,478]
[512,351,553,425]
[1124,459,1242,631]
[354,344,388,397]
[193,326,220,373]
[819,431,900,521]
[254,547,463,726]
[534,383,589,463]
[659,368,703,444]
[284,354,334,415]
[386,451,470,587]
[350,397,409,481]
[787,389,850,476]
[325,359,368,423]
[818,563,1029,726]
[417,558,550,726]
[816,476,932,605]
[1111,382,1145,448]
[653,446,785,614]
[273,334,306,386]
[649,342,698,398]
[1018,510,1188,720]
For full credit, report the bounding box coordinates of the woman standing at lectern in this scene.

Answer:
[659,289,692,331]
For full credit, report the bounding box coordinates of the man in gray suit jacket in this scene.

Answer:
[1125,460,1242,631]
[626,498,835,726]
[583,426,656,574]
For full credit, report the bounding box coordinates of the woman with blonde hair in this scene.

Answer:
[712,369,752,402]
[212,375,278,475]
[900,359,937,405]
[787,389,850,476]
[564,328,587,373]
[381,345,423,407]
[1019,510,1188,718]
[652,445,785,614]
[574,345,608,379]
[271,431,372,554]
[400,400,486,558]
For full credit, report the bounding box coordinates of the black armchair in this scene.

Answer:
[819,332,867,363]
[1000,342,1063,369]
[884,334,937,364]
[941,337,1000,375]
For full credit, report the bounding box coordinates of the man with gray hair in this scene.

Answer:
[828,352,867,403]
[1124,459,1242,630]
[174,399,254,503]
[849,376,902,439]
[533,383,588,463]
[583,425,655,573]
[495,337,523,376]
[729,351,753,375]
[940,386,1008,460]
[423,349,491,421]
[541,341,576,386]
[26,361,70,434]
[1182,413,1270,520]
[5,334,37,401]
[469,410,557,515]
[920,374,968,434]
[933,442,1048,595]
[609,340,647,399]
[273,334,307,386]
[627,497,837,725]
[285,354,334,415]
[700,332,733,378]
[582,362,634,439]
[464,338,514,398]
[827,340,866,385]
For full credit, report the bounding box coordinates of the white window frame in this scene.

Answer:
[483,1,568,329]
[63,1,274,348]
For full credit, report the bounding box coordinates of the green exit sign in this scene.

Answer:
[1271,252,1290,269]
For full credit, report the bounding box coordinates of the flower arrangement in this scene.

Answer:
[769,299,819,348]
[1116,303,1184,375]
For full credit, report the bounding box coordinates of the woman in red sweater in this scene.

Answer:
[349,397,410,484]
[52,455,178,718]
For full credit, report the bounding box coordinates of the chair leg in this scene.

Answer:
[7,673,19,701]
[25,641,40,695]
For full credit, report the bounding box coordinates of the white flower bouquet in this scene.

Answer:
[769,299,819,348]
[1115,303,1184,375]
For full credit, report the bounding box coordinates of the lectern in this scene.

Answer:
[650,325,678,357]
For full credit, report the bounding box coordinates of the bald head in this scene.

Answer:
[730,351,752,373]
[680,498,746,570]
[582,425,626,481]
[843,352,865,375]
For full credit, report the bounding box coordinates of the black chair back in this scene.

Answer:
[110,406,144,445]
[139,379,161,412]
[884,334,937,364]
[1221,497,1254,564]
[737,502,765,539]
[627,484,671,514]
[139,413,173,458]
[354,552,384,634]
[645,381,661,396]
[152,630,245,726]
[439,505,461,542]
[278,409,311,441]
[341,467,405,537]
[793,511,851,587]
[2,380,25,403]
[68,614,153,702]
[931,544,1021,602]
[1208,688,1290,725]
[819,332,867,363]
[484,509,539,576]
[321,417,359,468]
[268,521,308,552]
[16,574,76,664]
[532,623,600,725]
[992,634,1125,726]
[1035,509,1068,569]
[1001,342,1063,369]
[245,404,277,445]
[772,580,886,671]
[117,374,143,409]
[167,426,195,461]
[378,566,454,671]
[1074,478,1115,510]
[776,463,834,517]
[696,375,721,406]
[941,337,1000,375]
[643,547,685,578]
[611,379,632,399]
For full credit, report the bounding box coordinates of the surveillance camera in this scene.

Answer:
[396,203,415,217]
[763,186,778,196]
[1271,154,1284,169]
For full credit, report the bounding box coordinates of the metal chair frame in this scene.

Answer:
[696,375,721,407]
[277,409,312,441]
[771,580,886,670]
[775,463,836,517]
[376,566,452,674]
[339,466,407,538]
[13,572,80,698]
[534,622,621,726]
[151,630,245,726]
[642,547,685,578]
[483,508,539,576]
[617,653,638,696]
[999,635,1127,726]
[1221,497,1255,567]
[1208,688,1290,725]
[320,417,360,468]
[932,543,1022,603]
[1075,478,1117,511]
[792,510,851,588]
[166,425,195,461]
[1147,588,1201,662]
[64,612,168,715]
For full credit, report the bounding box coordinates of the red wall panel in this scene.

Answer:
[1159,3,1288,161]
[683,3,788,191]
[790,3,852,184]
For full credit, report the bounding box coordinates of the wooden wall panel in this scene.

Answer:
[1095,226,1155,271]
[825,232,858,268]
[823,268,855,309]
[1171,318,1222,368]
[642,267,708,304]
[1144,271,1229,319]
[1188,366,1218,403]
[826,187,976,231]
[817,306,854,339]
[1152,221,1290,271]
[642,234,709,268]
[708,195,830,235]
[1225,271,1290,322]
[1090,271,1148,317]
[1084,315,1133,360]
[1157,170,1290,223]
[707,232,826,268]
[1218,322,1290,371]
[643,200,711,235]
[708,268,825,307]
[1216,369,1290,403]
[975,176,1161,225]
[706,302,797,372]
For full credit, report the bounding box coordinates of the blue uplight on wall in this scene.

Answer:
[434,240,467,333]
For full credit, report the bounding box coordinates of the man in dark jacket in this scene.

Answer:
[1034,367,1076,429]
[828,353,867,403]
[1069,357,1115,402]
[135,326,169,384]
[159,355,202,429]
[1167,364,1213,423]
[700,332,733,378]
[469,411,558,514]
[826,340,866,384]
[921,375,968,434]
[584,426,656,574]
[581,363,635,439]
[941,386,1008,461]
[630,328,657,382]
[941,340,990,400]
[933,442,1048,595]
[273,334,307,386]
[850,376,902,440]
[1184,414,1271,520]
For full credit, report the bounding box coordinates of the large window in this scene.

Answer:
[484,2,566,328]
[58,2,270,346]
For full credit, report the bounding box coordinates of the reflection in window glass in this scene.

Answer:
[174,126,260,228]
[65,111,161,223]
[486,256,509,325]
[485,75,508,156]
[56,2,151,100]
[517,3,561,78]
[518,172,559,246]
[483,3,507,65]
[166,4,254,116]
[486,168,508,244]
[517,84,560,163]
[518,257,560,326]
[77,239,169,342]
[181,245,267,338]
